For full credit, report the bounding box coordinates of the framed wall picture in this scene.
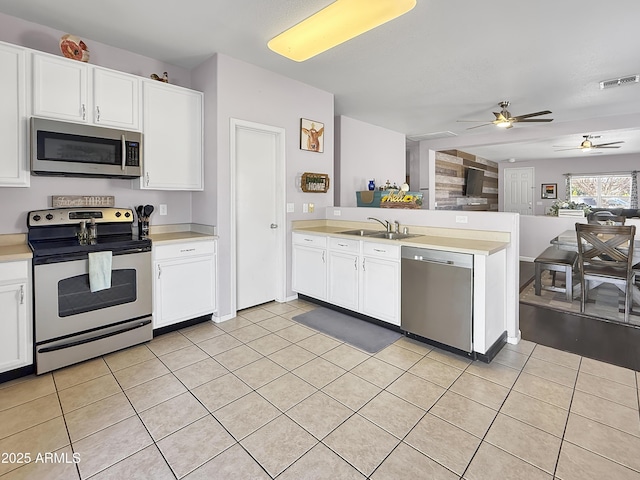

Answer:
[541,183,557,199]
[300,118,324,153]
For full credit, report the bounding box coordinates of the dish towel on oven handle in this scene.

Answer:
[88,251,112,292]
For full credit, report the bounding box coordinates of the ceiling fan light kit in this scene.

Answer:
[267,0,416,62]
[553,135,624,152]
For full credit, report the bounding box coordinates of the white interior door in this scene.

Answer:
[233,120,285,311]
[503,167,535,215]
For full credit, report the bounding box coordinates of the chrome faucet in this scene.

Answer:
[77,220,89,245]
[394,220,400,234]
[367,217,391,232]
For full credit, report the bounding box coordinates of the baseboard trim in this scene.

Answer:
[0,364,35,384]
[476,331,507,363]
[153,314,213,336]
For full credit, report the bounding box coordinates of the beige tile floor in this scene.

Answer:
[1,299,640,479]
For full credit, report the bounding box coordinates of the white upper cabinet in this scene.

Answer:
[141,80,203,190]
[91,67,140,129]
[32,53,141,130]
[0,42,29,187]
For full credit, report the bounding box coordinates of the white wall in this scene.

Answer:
[498,153,640,215]
[0,13,194,233]
[192,54,335,320]
[335,116,406,207]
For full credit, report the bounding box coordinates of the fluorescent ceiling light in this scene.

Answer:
[268,0,417,62]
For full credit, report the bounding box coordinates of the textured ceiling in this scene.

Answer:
[1,0,639,162]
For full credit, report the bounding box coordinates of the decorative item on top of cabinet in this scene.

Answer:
[150,71,169,83]
[301,172,330,193]
[59,34,90,62]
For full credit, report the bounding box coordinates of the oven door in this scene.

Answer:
[34,251,152,343]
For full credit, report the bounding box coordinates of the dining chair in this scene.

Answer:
[575,223,636,323]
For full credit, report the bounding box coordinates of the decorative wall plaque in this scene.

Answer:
[51,196,115,207]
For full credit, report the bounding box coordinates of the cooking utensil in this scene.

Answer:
[143,205,154,218]
[136,205,144,220]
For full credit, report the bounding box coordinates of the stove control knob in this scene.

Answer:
[115,211,122,218]
[124,212,131,218]
[32,214,41,222]
[46,214,54,220]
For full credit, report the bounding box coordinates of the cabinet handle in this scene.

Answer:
[373,248,386,253]
[354,257,357,270]
[322,251,325,263]
[304,238,313,242]
[82,104,86,120]
[158,265,162,279]
[121,134,126,171]
[362,258,366,271]
[96,106,101,122]
[337,243,348,247]
[20,285,24,305]
[146,172,150,186]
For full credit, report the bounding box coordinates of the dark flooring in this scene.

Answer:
[518,261,640,371]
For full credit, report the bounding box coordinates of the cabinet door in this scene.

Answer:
[361,256,400,325]
[0,282,31,372]
[33,54,88,122]
[328,251,359,311]
[92,67,140,130]
[142,81,203,190]
[154,255,215,329]
[0,43,29,187]
[292,245,327,300]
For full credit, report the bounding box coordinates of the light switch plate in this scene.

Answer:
[334,210,341,216]
[303,203,308,213]
[308,203,314,213]
[159,204,167,215]
[286,203,295,213]
[455,215,468,223]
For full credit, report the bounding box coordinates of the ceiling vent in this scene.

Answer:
[407,131,457,142]
[599,74,639,89]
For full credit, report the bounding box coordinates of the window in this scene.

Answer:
[570,174,632,208]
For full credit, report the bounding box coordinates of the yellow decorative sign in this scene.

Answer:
[380,189,423,209]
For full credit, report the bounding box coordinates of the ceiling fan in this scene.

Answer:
[553,135,624,152]
[458,101,553,129]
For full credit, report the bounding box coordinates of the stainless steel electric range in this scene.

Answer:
[28,207,152,374]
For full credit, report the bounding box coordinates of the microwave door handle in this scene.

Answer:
[121,135,126,170]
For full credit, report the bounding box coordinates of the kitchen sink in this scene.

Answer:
[368,232,421,240]
[338,229,384,236]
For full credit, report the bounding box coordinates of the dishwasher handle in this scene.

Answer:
[411,256,454,265]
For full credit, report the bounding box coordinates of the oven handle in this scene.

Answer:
[37,319,152,353]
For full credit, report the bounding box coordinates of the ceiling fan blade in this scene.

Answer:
[593,141,624,147]
[511,110,552,121]
[514,119,554,123]
[594,146,621,149]
[456,120,490,123]
[554,147,580,151]
[465,123,493,130]
[493,112,507,122]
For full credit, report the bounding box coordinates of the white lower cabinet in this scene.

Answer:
[0,260,32,373]
[293,233,400,326]
[360,242,401,325]
[153,239,216,329]
[292,233,327,301]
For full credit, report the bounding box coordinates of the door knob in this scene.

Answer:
[270,223,278,229]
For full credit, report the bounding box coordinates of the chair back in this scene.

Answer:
[575,223,636,278]
[587,213,626,225]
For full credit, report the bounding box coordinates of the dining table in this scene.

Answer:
[550,229,640,305]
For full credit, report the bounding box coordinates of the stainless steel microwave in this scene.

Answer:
[31,118,142,179]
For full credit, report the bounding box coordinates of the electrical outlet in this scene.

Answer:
[303,203,309,213]
[334,210,341,216]
[308,203,314,213]
[159,204,168,215]
[286,203,295,213]
[455,215,468,224]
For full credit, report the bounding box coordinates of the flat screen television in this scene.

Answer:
[465,168,484,196]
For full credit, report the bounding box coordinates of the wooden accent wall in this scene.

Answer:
[435,150,498,211]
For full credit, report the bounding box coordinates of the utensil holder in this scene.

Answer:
[138,221,149,238]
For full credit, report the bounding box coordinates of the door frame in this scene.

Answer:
[503,166,535,215]
[229,118,287,315]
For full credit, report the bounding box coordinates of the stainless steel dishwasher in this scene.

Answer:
[401,246,473,353]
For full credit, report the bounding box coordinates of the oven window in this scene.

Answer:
[58,269,137,317]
